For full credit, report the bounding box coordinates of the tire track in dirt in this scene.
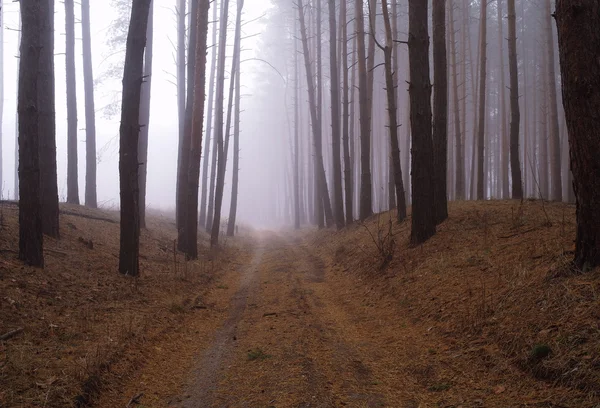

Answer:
[177,240,266,407]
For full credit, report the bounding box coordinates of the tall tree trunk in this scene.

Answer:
[342,0,353,225]
[432,0,448,223]
[209,0,231,247]
[176,0,198,249]
[39,0,59,237]
[18,0,44,267]
[185,0,210,258]
[0,6,3,192]
[408,0,436,244]
[381,0,406,222]
[82,0,98,209]
[476,0,487,200]
[349,35,357,222]
[356,0,373,220]
[328,0,345,229]
[175,0,185,222]
[539,54,549,199]
[366,0,377,214]
[449,0,464,200]
[555,0,600,268]
[544,0,562,201]
[498,0,509,198]
[119,0,152,276]
[138,1,153,228]
[199,0,218,228]
[65,0,79,204]
[13,10,21,200]
[293,17,301,230]
[226,52,241,236]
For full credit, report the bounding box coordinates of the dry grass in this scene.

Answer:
[0,202,234,407]
[311,199,600,405]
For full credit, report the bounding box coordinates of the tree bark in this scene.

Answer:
[356,0,373,220]
[0,6,4,195]
[293,17,301,230]
[118,0,152,276]
[175,0,185,222]
[185,0,210,258]
[341,0,353,225]
[328,0,345,229]
[82,0,98,209]
[497,0,509,199]
[39,0,59,237]
[176,0,197,250]
[432,0,448,223]
[381,0,406,222]
[138,1,154,228]
[65,0,79,204]
[476,0,487,200]
[226,55,241,237]
[408,0,436,244]
[555,0,600,269]
[18,0,44,267]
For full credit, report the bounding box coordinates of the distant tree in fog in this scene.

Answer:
[65,0,79,204]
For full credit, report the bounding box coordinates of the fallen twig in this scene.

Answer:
[0,327,23,341]
[126,392,144,408]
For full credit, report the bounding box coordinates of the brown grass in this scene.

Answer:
[0,202,234,407]
[310,199,600,405]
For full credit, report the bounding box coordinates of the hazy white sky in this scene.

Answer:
[1,0,277,225]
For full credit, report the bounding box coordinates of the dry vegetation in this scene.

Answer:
[0,202,237,407]
[313,199,599,405]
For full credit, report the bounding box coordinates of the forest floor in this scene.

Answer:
[1,200,600,407]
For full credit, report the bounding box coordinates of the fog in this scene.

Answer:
[1,0,569,229]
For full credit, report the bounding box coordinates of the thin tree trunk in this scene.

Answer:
[209,0,232,247]
[544,0,562,201]
[555,0,600,268]
[176,0,198,250]
[175,0,185,222]
[293,17,301,230]
[408,0,436,244]
[39,0,59,237]
[18,0,44,267]
[498,0,509,198]
[449,0,464,200]
[356,0,373,220]
[185,0,210,258]
[13,10,20,201]
[341,0,353,226]
[82,0,98,209]
[138,0,153,228]
[65,0,79,205]
[432,0,448,223]
[226,48,241,236]
[0,6,4,193]
[349,35,357,222]
[118,0,152,276]
[328,0,345,229]
[199,0,218,228]
[476,0,487,200]
[381,0,406,222]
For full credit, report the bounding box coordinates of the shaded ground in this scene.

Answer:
[2,200,599,407]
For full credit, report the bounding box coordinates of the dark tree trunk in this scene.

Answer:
[226,53,241,237]
[209,0,230,247]
[449,0,464,200]
[497,0,509,199]
[185,0,210,258]
[39,0,59,237]
[14,11,21,201]
[432,0,448,223]
[65,0,79,205]
[176,0,197,250]
[544,0,562,201]
[118,0,152,276]
[175,0,185,223]
[199,0,218,228]
[381,0,406,222]
[341,0,353,225]
[356,0,373,221]
[507,0,523,199]
[476,0,487,200]
[408,0,436,245]
[138,1,154,228]
[82,0,98,209]
[18,0,44,267]
[0,6,3,191]
[328,0,345,229]
[555,0,600,269]
[293,17,301,230]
